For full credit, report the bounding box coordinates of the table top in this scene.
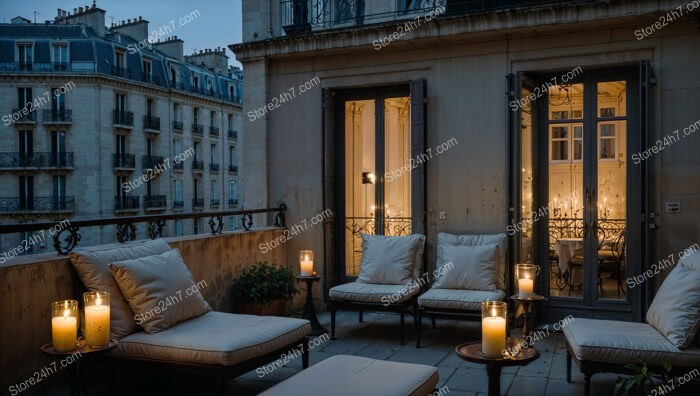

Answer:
[509,294,547,303]
[40,338,118,358]
[455,339,539,366]
[295,275,320,282]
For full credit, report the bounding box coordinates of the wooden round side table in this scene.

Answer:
[509,294,546,340]
[40,338,118,396]
[455,339,539,396]
[295,275,328,336]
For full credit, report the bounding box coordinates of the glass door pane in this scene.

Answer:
[383,97,411,237]
[547,83,584,299]
[595,81,627,300]
[344,99,376,276]
[519,86,535,267]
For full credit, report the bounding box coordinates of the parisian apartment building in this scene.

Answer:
[0,4,244,254]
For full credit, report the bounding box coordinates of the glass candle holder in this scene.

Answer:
[299,250,314,276]
[515,264,540,298]
[51,300,78,352]
[481,300,507,357]
[83,291,110,348]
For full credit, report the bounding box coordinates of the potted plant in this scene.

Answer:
[614,361,672,396]
[231,262,298,316]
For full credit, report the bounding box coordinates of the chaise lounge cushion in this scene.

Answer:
[109,249,212,334]
[418,288,506,311]
[69,239,173,340]
[437,232,508,290]
[110,311,311,366]
[329,282,421,304]
[357,234,426,285]
[259,355,439,396]
[563,318,700,367]
[646,260,700,349]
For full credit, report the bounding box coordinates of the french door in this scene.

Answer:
[509,65,651,321]
[333,82,426,283]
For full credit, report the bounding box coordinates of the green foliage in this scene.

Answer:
[614,360,672,396]
[232,262,298,304]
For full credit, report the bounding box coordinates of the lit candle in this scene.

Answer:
[84,292,110,348]
[299,250,314,276]
[518,275,534,298]
[482,308,506,357]
[51,301,77,352]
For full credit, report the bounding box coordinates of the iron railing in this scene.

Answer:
[209,126,220,136]
[142,155,165,169]
[114,196,140,211]
[173,161,184,171]
[11,108,36,123]
[280,0,589,32]
[192,198,204,209]
[228,199,239,207]
[0,152,73,169]
[228,130,238,140]
[210,163,220,172]
[113,153,136,169]
[143,115,161,131]
[191,161,204,172]
[229,165,238,173]
[144,195,167,209]
[113,110,134,126]
[210,199,220,208]
[111,66,130,78]
[0,196,75,213]
[172,120,183,131]
[0,62,96,72]
[142,73,161,85]
[192,124,204,135]
[0,205,286,255]
[173,200,184,209]
[42,109,72,124]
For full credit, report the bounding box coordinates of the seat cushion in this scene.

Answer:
[432,244,499,291]
[259,355,439,396]
[563,318,700,367]
[109,249,212,334]
[110,311,311,366]
[357,234,425,285]
[437,232,508,290]
[646,261,700,348]
[329,282,420,304]
[418,288,506,311]
[69,239,173,340]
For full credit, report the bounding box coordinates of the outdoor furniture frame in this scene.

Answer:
[105,338,309,395]
[329,295,419,345]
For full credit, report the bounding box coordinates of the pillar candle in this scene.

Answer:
[85,301,110,347]
[482,315,506,357]
[52,311,77,352]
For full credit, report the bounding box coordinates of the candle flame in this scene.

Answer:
[63,309,69,319]
[491,308,497,317]
[96,296,102,307]
[304,254,309,261]
[524,274,530,280]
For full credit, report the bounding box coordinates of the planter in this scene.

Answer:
[236,299,286,316]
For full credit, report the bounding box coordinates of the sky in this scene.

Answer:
[0,0,244,68]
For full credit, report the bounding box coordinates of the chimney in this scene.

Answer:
[62,4,106,37]
[112,16,150,43]
[152,36,184,61]
[78,7,83,13]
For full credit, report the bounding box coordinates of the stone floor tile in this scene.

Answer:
[506,375,548,395]
[516,352,553,377]
[544,378,585,396]
[387,344,450,366]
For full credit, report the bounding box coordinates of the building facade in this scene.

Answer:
[232,0,700,322]
[0,4,244,253]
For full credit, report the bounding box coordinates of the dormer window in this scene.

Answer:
[193,75,199,92]
[171,68,177,86]
[52,43,68,71]
[114,49,128,78]
[142,59,152,83]
[17,43,33,71]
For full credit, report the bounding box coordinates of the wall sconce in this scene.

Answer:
[362,172,376,184]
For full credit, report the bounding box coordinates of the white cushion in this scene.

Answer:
[259,355,439,396]
[437,232,508,290]
[418,288,506,311]
[563,318,700,367]
[646,261,700,349]
[680,248,700,270]
[109,249,212,334]
[433,244,499,290]
[357,234,425,285]
[110,311,311,366]
[69,239,172,340]
[329,282,420,304]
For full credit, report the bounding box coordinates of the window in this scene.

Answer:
[146,99,153,117]
[193,141,200,161]
[116,176,128,199]
[170,68,177,86]
[193,76,199,91]
[19,176,33,210]
[175,220,183,236]
[142,59,152,81]
[174,180,183,201]
[229,86,235,100]
[229,181,237,201]
[173,103,179,122]
[194,179,199,199]
[599,123,617,160]
[18,43,33,70]
[229,146,235,166]
[194,219,200,234]
[115,50,124,68]
[52,44,68,70]
[51,131,67,166]
[173,140,182,158]
[210,180,217,199]
[228,114,234,131]
[51,87,66,115]
[115,93,126,113]
[18,87,32,111]
[18,130,33,159]
[211,144,217,164]
[115,135,126,155]
[193,108,199,125]
[53,176,66,210]
[210,111,216,127]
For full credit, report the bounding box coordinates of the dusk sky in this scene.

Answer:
[0,0,244,67]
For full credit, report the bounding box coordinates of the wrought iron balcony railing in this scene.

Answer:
[210,163,220,172]
[11,108,36,123]
[114,196,140,211]
[0,62,91,72]
[192,198,204,209]
[191,161,204,172]
[0,205,286,254]
[210,126,220,137]
[142,73,161,85]
[142,155,165,170]
[113,110,134,126]
[173,120,183,132]
[229,165,238,173]
[280,0,585,33]
[42,109,72,124]
[173,200,184,209]
[173,161,184,171]
[192,124,204,135]
[113,153,136,169]
[210,199,220,208]
[228,130,238,140]
[143,115,161,131]
[0,152,74,169]
[144,195,167,209]
[228,199,239,207]
[111,66,130,78]
[0,196,75,213]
